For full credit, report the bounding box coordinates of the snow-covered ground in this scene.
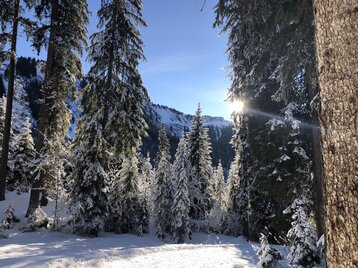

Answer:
[0,192,264,268]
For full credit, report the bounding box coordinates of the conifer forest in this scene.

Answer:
[0,0,356,267]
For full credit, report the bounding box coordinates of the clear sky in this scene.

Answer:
[17,0,231,120]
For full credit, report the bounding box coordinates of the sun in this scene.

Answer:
[229,100,244,115]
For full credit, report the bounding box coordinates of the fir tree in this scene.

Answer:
[107,152,149,235]
[154,126,173,240]
[140,152,154,212]
[27,0,89,214]
[187,104,213,221]
[257,233,282,268]
[284,193,320,267]
[67,95,109,236]
[225,155,242,236]
[172,135,191,243]
[0,205,19,229]
[10,118,35,192]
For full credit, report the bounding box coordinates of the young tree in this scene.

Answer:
[172,135,191,243]
[225,156,241,236]
[140,152,154,212]
[107,152,149,235]
[187,104,213,221]
[207,161,226,233]
[10,118,35,191]
[257,233,282,268]
[314,1,357,266]
[67,93,109,236]
[27,0,89,215]
[284,194,320,267]
[154,126,173,240]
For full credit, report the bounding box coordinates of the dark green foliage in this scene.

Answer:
[16,57,37,78]
[24,78,42,121]
[215,0,316,241]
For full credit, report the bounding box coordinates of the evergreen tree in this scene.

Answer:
[214,0,323,238]
[10,118,35,192]
[27,0,89,214]
[207,161,226,233]
[140,152,154,212]
[0,205,19,229]
[284,194,320,267]
[172,135,191,243]
[154,126,173,240]
[257,233,282,268]
[225,156,242,236]
[107,152,149,235]
[212,161,225,206]
[67,91,109,236]
[187,105,213,221]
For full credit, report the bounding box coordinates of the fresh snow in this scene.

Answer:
[152,104,232,137]
[0,192,261,268]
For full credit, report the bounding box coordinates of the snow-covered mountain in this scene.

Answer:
[146,104,232,138]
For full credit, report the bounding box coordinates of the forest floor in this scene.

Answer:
[0,192,288,268]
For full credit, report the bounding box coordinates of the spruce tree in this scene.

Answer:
[154,126,173,240]
[257,233,282,268]
[225,155,242,236]
[172,135,191,243]
[11,118,35,192]
[207,161,226,233]
[107,152,149,235]
[187,104,213,221]
[27,0,89,214]
[67,90,109,236]
[140,153,154,212]
[284,193,320,267]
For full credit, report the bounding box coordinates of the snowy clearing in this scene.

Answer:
[0,192,262,268]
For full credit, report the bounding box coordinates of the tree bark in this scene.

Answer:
[305,67,325,238]
[26,0,58,215]
[313,1,358,267]
[0,0,20,201]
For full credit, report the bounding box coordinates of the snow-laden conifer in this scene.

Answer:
[208,161,226,233]
[257,233,282,268]
[284,194,320,267]
[68,105,109,236]
[107,152,149,235]
[11,118,35,191]
[0,205,19,229]
[172,135,191,243]
[154,126,173,240]
[225,156,241,236]
[187,104,213,221]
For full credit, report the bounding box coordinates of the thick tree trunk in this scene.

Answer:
[0,0,20,201]
[26,0,58,216]
[313,1,358,267]
[305,68,325,238]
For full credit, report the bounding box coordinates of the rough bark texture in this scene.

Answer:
[26,0,58,216]
[313,1,358,267]
[0,0,20,201]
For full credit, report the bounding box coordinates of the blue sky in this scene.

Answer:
[17,0,231,120]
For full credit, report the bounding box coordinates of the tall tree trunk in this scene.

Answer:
[313,1,358,267]
[305,68,325,238]
[26,0,58,215]
[0,0,20,201]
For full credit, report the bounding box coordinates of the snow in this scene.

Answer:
[152,104,232,137]
[0,192,260,268]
